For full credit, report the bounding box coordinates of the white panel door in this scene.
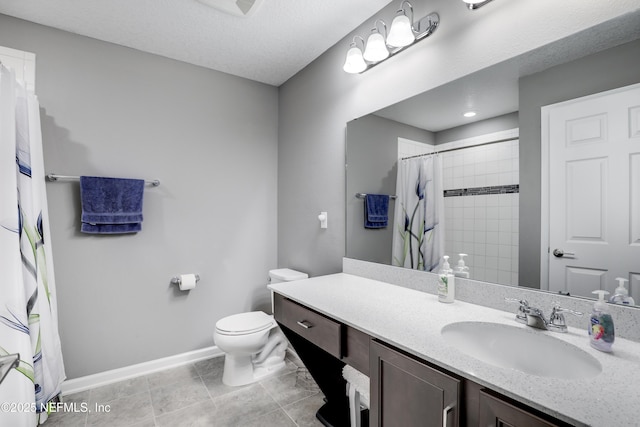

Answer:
[545,83,640,299]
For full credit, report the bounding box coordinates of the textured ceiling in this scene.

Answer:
[0,0,392,86]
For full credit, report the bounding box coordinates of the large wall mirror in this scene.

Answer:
[346,13,640,307]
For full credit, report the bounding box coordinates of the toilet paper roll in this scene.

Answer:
[179,274,197,291]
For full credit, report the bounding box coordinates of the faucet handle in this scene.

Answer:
[505,298,529,323]
[548,305,583,332]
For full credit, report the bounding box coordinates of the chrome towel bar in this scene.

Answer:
[355,192,397,200]
[47,173,160,187]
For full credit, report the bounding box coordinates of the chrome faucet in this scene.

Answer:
[505,298,582,333]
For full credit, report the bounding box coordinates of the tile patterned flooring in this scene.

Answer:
[46,355,325,427]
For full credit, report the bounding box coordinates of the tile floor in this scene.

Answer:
[45,354,325,427]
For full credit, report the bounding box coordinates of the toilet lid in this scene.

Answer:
[215,311,274,335]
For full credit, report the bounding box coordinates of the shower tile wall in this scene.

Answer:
[397,137,434,158]
[442,139,520,286]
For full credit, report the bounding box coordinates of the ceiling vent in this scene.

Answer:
[197,0,264,17]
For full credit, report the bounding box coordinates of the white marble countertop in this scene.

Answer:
[269,273,640,427]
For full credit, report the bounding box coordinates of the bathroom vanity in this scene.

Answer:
[270,273,640,427]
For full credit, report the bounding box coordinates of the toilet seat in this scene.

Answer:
[215,311,275,336]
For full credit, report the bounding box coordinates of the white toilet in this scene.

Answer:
[213,268,308,386]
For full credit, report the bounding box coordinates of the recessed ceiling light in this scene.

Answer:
[463,111,477,118]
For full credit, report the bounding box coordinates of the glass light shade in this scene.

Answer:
[363,32,389,62]
[386,14,414,47]
[343,46,367,74]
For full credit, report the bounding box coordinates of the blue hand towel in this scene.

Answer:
[80,176,145,234]
[80,222,142,234]
[364,194,389,229]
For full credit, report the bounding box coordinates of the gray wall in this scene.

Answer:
[435,112,519,145]
[278,0,639,278]
[346,114,433,265]
[0,15,279,378]
[518,38,640,288]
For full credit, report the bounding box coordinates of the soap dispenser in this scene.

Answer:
[438,255,455,303]
[589,290,615,352]
[609,277,635,306]
[453,253,470,279]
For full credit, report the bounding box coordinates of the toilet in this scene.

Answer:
[213,268,308,386]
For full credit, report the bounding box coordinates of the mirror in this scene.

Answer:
[346,16,640,307]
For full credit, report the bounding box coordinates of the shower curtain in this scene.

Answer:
[392,155,445,272]
[0,65,65,425]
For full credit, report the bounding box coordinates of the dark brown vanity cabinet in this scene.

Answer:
[274,293,342,358]
[370,340,461,427]
[478,390,569,427]
[273,294,571,427]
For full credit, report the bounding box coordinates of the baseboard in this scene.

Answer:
[61,346,223,396]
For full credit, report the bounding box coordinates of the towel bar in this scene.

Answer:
[356,192,397,200]
[47,173,160,187]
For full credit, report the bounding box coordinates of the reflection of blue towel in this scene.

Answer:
[80,176,144,234]
[364,194,389,229]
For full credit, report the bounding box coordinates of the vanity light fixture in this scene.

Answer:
[363,20,390,62]
[343,0,439,74]
[387,3,415,47]
[462,0,494,10]
[343,36,367,74]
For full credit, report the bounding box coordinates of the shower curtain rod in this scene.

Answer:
[46,173,161,187]
[401,136,519,160]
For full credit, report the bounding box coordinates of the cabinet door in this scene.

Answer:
[370,340,460,427]
[478,390,565,427]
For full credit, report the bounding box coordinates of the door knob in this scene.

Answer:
[553,249,575,258]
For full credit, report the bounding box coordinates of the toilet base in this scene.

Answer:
[221,353,286,386]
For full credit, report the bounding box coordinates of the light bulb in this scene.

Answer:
[343,46,367,74]
[363,32,389,62]
[387,14,414,47]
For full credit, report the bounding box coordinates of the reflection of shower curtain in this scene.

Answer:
[0,65,65,425]
[392,155,445,271]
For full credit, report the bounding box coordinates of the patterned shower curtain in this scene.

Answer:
[0,65,65,425]
[392,155,445,272]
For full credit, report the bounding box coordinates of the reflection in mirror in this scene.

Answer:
[346,30,640,307]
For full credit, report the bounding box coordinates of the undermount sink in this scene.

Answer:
[441,321,602,379]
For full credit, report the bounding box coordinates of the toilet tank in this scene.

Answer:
[269,268,308,284]
[268,269,307,314]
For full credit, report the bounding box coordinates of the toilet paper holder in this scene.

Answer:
[171,274,200,286]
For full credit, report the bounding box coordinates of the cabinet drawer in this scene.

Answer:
[274,294,342,359]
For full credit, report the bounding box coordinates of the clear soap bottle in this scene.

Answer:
[438,255,455,303]
[609,277,635,306]
[453,253,470,279]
